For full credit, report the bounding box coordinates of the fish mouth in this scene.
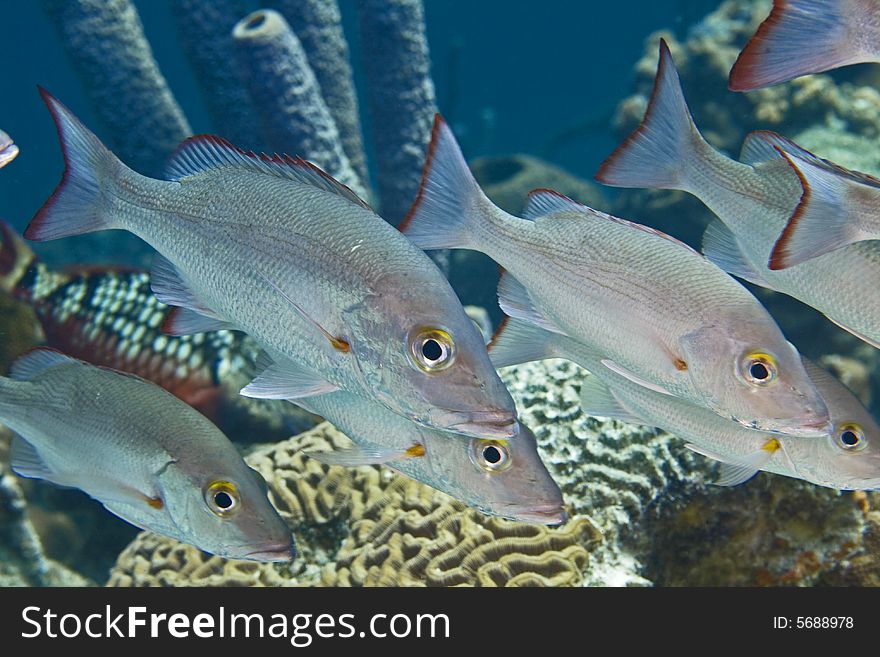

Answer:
[494,504,568,526]
[241,542,297,563]
[438,410,520,439]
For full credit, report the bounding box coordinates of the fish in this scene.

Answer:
[0,348,294,561]
[729,0,880,91]
[296,391,566,525]
[0,220,310,440]
[26,89,518,441]
[768,146,880,267]
[402,115,830,438]
[0,129,19,168]
[491,318,880,491]
[596,39,880,350]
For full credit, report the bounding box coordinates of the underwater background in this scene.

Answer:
[2,0,880,587]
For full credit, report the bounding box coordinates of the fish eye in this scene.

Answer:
[409,327,455,372]
[837,423,866,451]
[204,481,241,517]
[469,439,512,473]
[739,352,778,386]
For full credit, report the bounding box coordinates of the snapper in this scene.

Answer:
[26,89,517,441]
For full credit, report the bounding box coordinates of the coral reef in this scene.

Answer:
[170,0,261,150]
[356,0,437,225]
[41,0,191,177]
[232,9,366,199]
[268,0,368,185]
[108,422,600,587]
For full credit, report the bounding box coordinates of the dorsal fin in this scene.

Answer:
[525,189,701,257]
[166,134,373,211]
[9,348,76,381]
[522,189,586,220]
[739,130,814,166]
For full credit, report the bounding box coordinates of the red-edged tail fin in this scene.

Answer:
[0,220,35,296]
[729,0,877,91]
[399,114,489,251]
[769,146,880,269]
[26,87,123,242]
[595,39,706,192]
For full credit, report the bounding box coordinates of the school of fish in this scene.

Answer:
[1,0,879,562]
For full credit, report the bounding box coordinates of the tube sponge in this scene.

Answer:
[232,9,367,200]
[41,0,191,177]
[268,0,369,187]
[356,0,438,226]
[170,0,263,151]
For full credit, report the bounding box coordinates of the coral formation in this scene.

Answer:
[41,0,191,177]
[268,0,368,185]
[170,0,261,150]
[232,9,366,199]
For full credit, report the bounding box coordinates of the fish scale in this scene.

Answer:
[27,91,518,440]
[403,116,829,437]
[597,40,880,349]
[0,221,266,428]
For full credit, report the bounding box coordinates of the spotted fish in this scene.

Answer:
[0,221,313,439]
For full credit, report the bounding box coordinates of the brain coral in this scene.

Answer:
[108,422,601,587]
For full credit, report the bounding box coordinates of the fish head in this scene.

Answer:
[157,459,295,562]
[418,424,566,524]
[679,322,830,437]
[350,281,518,440]
[784,362,880,490]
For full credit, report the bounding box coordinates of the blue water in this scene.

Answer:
[0,0,717,240]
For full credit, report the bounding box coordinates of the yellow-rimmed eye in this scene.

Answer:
[469,439,512,472]
[409,327,455,372]
[837,423,866,451]
[739,352,778,386]
[204,481,240,517]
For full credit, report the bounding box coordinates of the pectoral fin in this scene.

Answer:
[240,357,339,400]
[600,359,674,396]
[304,444,425,467]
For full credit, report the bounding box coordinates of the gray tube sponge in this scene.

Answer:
[232,9,367,200]
[170,0,263,151]
[268,0,369,187]
[41,0,191,177]
[356,0,438,226]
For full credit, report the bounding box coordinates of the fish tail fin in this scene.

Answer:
[729,0,869,91]
[399,115,493,251]
[770,149,875,269]
[0,220,36,298]
[25,88,125,242]
[596,39,707,193]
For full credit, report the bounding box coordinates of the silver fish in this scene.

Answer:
[296,391,565,525]
[403,116,830,437]
[0,349,294,562]
[0,129,19,168]
[491,318,880,490]
[597,39,880,350]
[768,146,880,267]
[730,0,880,91]
[26,89,517,441]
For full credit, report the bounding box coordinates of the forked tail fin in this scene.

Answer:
[729,0,876,91]
[595,39,708,193]
[26,87,125,242]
